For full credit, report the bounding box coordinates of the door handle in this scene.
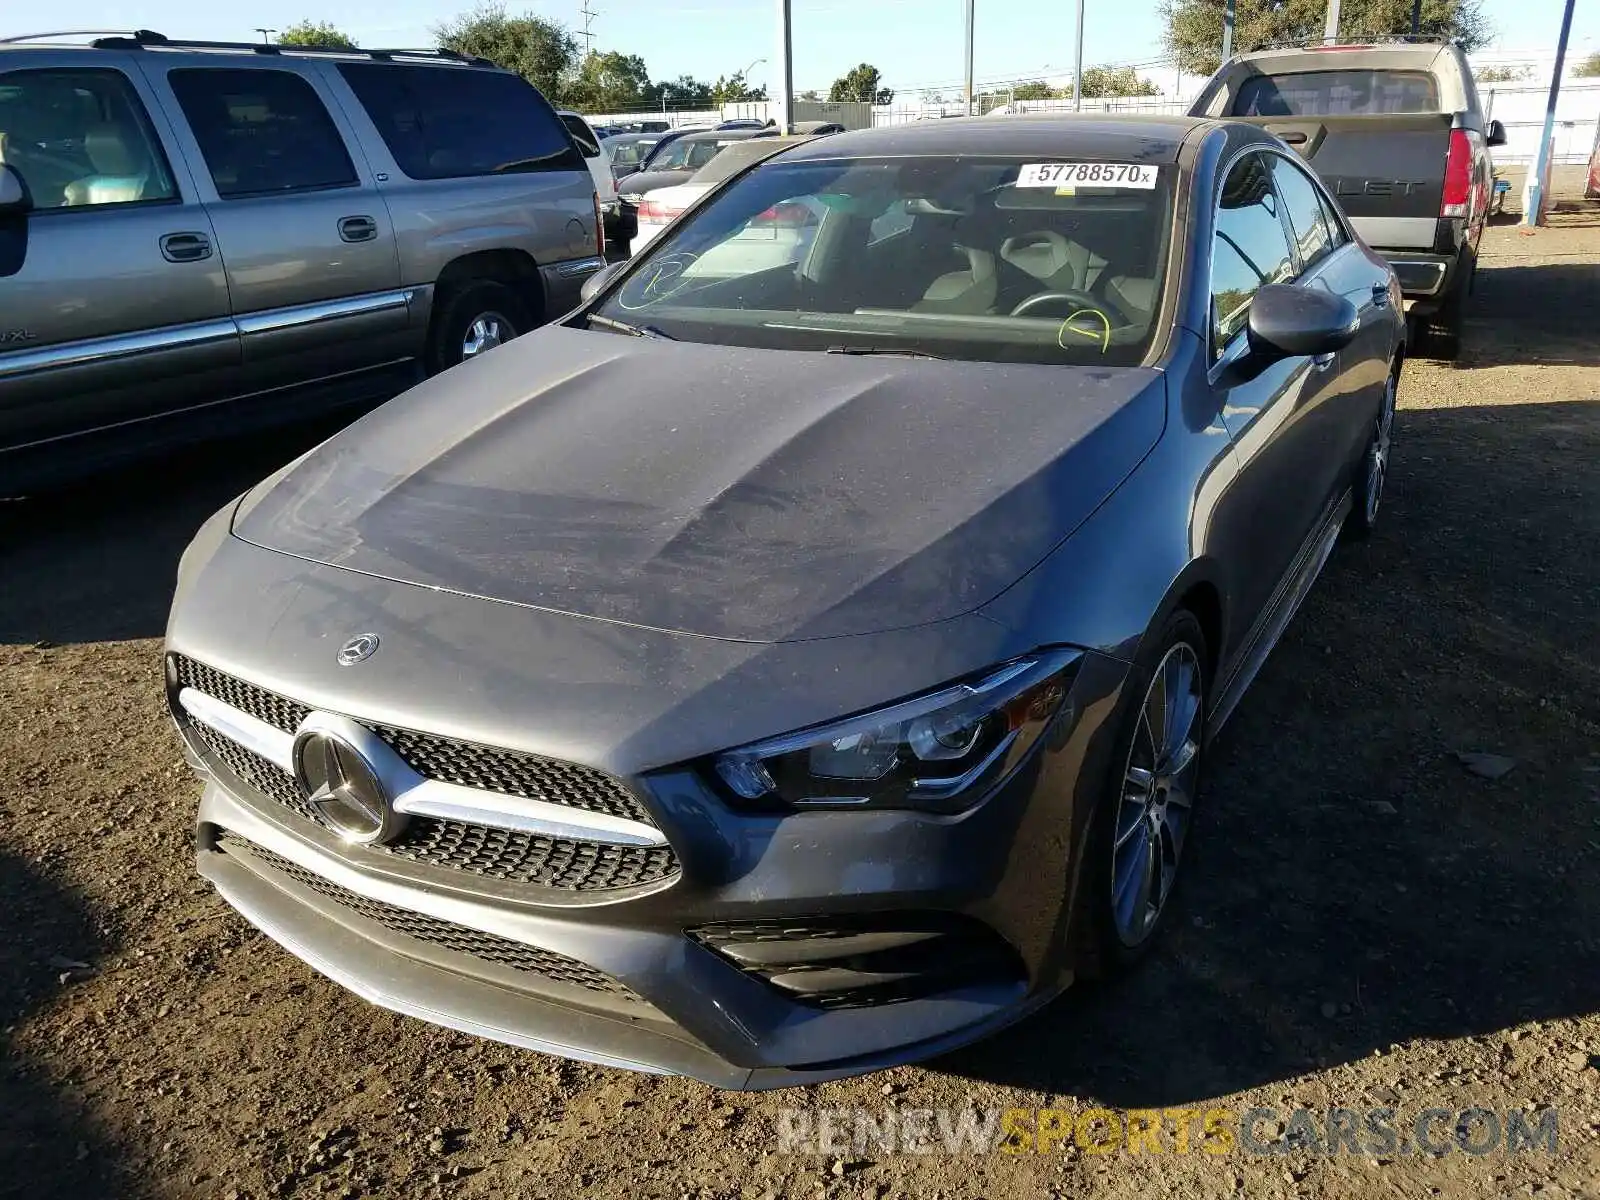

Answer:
[159,231,212,263]
[1371,283,1390,309]
[339,215,379,243]
[1311,352,1336,372]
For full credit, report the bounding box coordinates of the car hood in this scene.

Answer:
[233,327,1165,643]
[618,168,694,198]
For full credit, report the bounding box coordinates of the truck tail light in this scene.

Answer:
[1442,129,1472,218]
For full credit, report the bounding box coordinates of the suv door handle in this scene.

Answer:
[1372,283,1390,309]
[159,231,212,263]
[339,215,379,243]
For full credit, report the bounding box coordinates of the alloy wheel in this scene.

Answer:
[461,311,513,359]
[1365,372,1397,525]
[1112,642,1204,946]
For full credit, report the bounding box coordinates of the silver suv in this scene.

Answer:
[0,31,603,491]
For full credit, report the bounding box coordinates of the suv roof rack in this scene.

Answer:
[1251,34,1459,51]
[0,28,498,67]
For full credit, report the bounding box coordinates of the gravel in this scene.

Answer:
[1,216,1597,1199]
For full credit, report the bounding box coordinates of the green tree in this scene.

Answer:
[829,63,894,104]
[798,89,822,102]
[433,5,579,101]
[710,71,766,104]
[568,50,652,110]
[646,75,715,107]
[1575,52,1600,78]
[1080,65,1160,97]
[277,20,358,49]
[1474,63,1532,82]
[1161,0,1491,78]
[1012,80,1061,100]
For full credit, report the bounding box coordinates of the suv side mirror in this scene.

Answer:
[580,261,624,305]
[0,165,32,217]
[1486,119,1507,148]
[1247,284,1359,360]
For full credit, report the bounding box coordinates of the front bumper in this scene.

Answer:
[170,536,1132,1087]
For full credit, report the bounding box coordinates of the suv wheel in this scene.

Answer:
[1419,254,1471,361]
[428,280,533,374]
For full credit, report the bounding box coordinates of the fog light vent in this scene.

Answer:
[689,914,1023,1009]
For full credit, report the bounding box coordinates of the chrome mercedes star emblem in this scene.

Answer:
[292,728,401,844]
[336,633,380,666]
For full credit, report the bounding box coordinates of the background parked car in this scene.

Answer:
[601,131,665,182]
[0,30,603,493]
[629,134,823,255]
[616,128,776,205]
[1190,39,1503,358]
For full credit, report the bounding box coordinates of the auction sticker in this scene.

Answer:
[1016,162,1159,189]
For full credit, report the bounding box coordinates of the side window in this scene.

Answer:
[0,68,177,210]
[337,64,584,180]
[1318,189,1349,249]
[1210,152,1295,357]
[169,68,356,198]
[1268,153,1335,273]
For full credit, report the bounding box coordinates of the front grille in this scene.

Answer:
[173,655,680,892]
[170,654,656,827]
[217,831,642,1000]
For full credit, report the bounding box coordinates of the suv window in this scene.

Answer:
[1210,152,1295,356]
[0,68,177,209]
[1268,152,1336,273]
[1233,70,1440,117]
[337,64,583,179]
[169,68,356,197]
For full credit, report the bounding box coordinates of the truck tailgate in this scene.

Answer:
[1241,114,1451,249]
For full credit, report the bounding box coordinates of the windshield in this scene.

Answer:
[591,154,1175,367]
[1233,70,1441,116]
[650,137,742,172]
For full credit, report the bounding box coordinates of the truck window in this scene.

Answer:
[337,64,584,180]
[0,68,178,209]
[1210,152,1295,357]
[1233,70,1440,117]
[170,68,357,198]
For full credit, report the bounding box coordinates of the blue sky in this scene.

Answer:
[11,0,1598,97]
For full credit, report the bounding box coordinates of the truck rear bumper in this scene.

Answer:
[1384,257,1450,297]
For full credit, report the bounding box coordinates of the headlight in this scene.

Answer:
[714,651,1079,812]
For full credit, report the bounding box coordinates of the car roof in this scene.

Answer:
[1220,42,1458,74]
[676,128,775,144]
[774,113,1215,165]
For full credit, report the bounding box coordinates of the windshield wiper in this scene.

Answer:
[825,345,943,359]
[587,314,675,340]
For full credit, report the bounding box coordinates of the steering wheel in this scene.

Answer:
[1010,288,1104,318]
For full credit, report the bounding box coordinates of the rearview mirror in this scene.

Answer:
[1486,119,1507,148]
[0,165,31,217]
[580,261,624,305]
[1247,284,1359,360]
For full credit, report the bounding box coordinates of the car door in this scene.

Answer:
[0,57,237,465]
[1265,149,1390,510]
[1206,150,1339,647]
[142,60,409,396]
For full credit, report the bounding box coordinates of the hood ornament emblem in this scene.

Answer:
[336,633,380,666]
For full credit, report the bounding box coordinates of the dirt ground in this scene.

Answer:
[1,214,1598,1200]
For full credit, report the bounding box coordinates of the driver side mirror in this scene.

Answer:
[1486,119,1507,148]
[1246,284,1359,362]
[0,165,32,217]
[580,261,625,305]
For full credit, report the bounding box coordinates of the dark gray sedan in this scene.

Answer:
[166,115,1404,1088]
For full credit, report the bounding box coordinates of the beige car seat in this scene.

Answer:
[64,124,149,206]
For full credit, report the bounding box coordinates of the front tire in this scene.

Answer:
[1077,610,1209,979]
[1345,363,1398,540]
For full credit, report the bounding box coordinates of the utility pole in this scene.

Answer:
[253,27,276,43]
[1221,0,1235,63]
[1523,0,1577,227]
[578,1,597,57]
[774,0,794,133]
[963,0,976,116]
[1409,0,1422,37]
[1322,0,1340,45]
[1072,0,1085,111]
